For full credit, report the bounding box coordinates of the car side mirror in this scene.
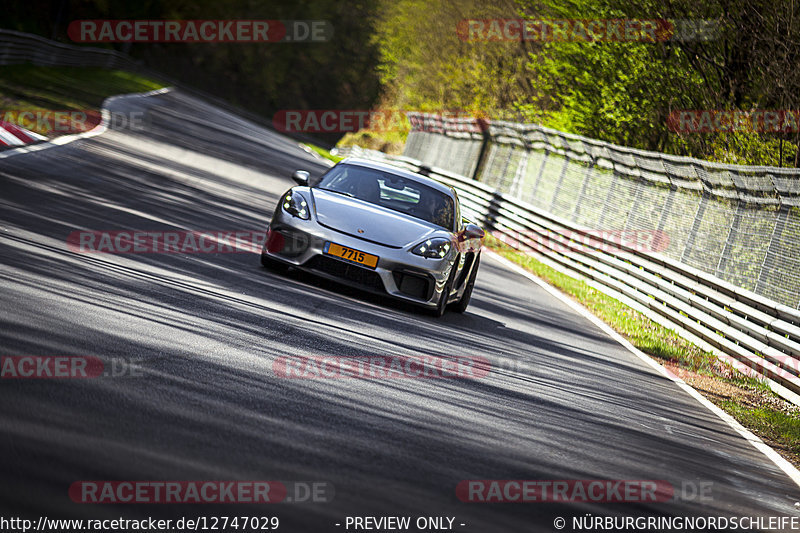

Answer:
[292,170,310,186]
[464,224,484,239]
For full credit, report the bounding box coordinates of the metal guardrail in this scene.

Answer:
[0,29,139,69]
[0,29,306,148]
[405,114,800,313]
[355,151,800,405]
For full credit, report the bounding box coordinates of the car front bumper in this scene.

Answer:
[261,211,455,308]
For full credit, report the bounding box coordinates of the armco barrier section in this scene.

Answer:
[405,114,800,312]
[0,30,301,148]
[360,149,800,405]
[0,29,138,69]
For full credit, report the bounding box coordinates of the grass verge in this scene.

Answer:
[301,143,343,163]
[0,64,165,137]
[722,401,800,456]
[485,234,800,466]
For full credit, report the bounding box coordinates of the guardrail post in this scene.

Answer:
[470,122,492,181]
[456,137,469,176]
[655,185,677,237]
[531,150,549,199]
[483,192,504,234]
[755,204,790,296]
[499,144,516,191]
[624,177,646,232]
[598,171,619,226]
[479,143,498,184]
[510,149,529,199]
[549,154,571,212]
[570,156,596,223]
[680,190,710,264]
[404,131,418,159]
[715,200,745,279]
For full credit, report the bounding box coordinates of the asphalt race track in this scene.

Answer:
[0,90,798,532]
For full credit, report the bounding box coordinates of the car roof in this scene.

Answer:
[339,158,456,197]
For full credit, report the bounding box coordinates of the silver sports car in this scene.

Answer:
[261,158,484,316]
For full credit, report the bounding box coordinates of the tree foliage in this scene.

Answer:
[372,0,535,115]
[374,0,800,166]
[2,0,383,145]
[5,0,800,164]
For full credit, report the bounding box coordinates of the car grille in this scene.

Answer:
[305,255,386,292]
[269,228,308,258]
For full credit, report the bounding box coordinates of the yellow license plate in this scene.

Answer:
[325,242,379,268]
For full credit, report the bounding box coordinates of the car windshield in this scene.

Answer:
[317,164,455,230]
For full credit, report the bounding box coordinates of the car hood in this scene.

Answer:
[311,189,442,248]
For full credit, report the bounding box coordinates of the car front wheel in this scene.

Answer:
[451,255,480,314]
[432,273,455,317]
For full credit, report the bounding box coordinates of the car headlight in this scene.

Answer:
[282,190,310,220]
[412,237,452,259]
